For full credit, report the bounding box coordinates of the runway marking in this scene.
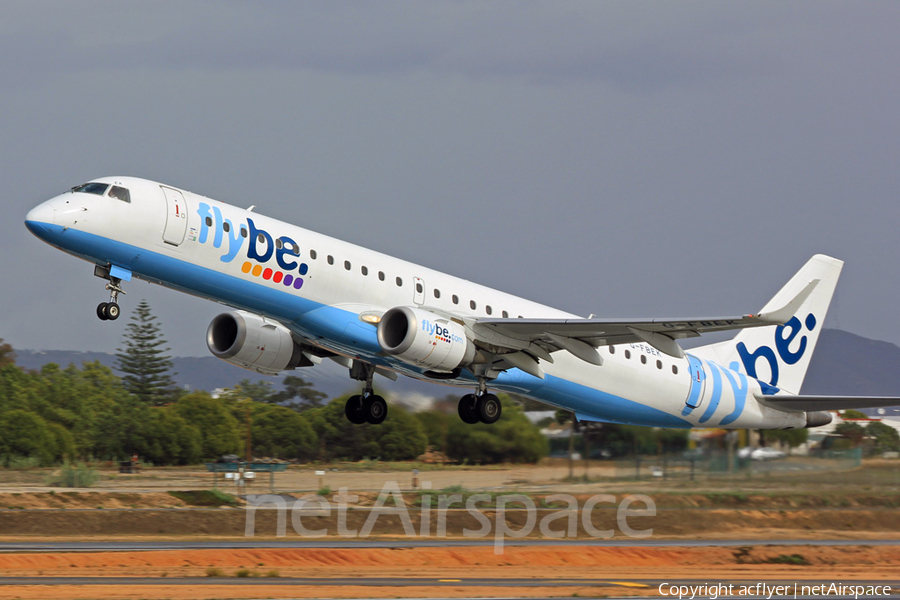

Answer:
[609,581,650,588]
[439,579,462,582]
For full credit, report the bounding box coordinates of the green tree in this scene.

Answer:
[251,404,318,461]
[866,421,900,454]
[444,396,548,464]
[834,421,866,448]
[841,409,868,420]
[46,422,77,462]
[115,300,178,406]
[173,392,241,459]
[0,409,54,465]
[0,338,15,367]
[270,375,328,411]
[305,396,427,461]
[137,408,203,465]
[764,428,809,452]
[230,379,275,403]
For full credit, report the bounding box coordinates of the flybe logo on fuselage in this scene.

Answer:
[421,319,464,345]
[736,313,817,388]
[196,203,309,290]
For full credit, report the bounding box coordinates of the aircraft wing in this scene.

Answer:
[759,395,900,412]
[465,279,820,378]
[477,313,776,360]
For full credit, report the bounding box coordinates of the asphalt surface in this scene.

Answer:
[0,575,895,599]
[0,538,897,552]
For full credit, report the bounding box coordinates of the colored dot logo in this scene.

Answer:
[242,261,305,289]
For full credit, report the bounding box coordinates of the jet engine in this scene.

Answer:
[377,306,475,372]
[206,311,309,375]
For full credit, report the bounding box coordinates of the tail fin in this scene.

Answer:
[691,254,843,395]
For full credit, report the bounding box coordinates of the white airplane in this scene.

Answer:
[25,177,900,428]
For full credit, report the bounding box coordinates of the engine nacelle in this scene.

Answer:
[206,311,306,375]
[377,306,475,372]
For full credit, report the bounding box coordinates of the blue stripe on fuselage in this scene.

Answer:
[29,222,693,428]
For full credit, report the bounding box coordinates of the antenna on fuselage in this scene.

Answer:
[247,205,256,212]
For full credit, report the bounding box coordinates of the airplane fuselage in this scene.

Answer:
[25,176,813,429]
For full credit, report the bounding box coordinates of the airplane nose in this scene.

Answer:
[25,201,56,237]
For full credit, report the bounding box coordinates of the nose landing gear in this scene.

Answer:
[94,265,126,321]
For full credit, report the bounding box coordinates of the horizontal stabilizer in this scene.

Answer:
[761,395,900,412]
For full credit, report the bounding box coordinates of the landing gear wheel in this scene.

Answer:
[476,393,502,424]
[97,302,109,321]
[458,393,480,424]
[344,394,366,425]
[364,395,387,425]
[105,302,120,320]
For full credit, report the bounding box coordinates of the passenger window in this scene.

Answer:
[434,289,441,299]
[344,260,351,271]
[452,294,459,304]
[240,227,247,238]
[640,355,647,365]
[223,222,230,233]
[657,360,663,370]
[502,310,508,318]
[415,282,423,293]
[276,238,283,249]
[672,365,679,375]
[624,350,631,359]
[361,266,368,276]
[310,249,317,259]
[108,186,130,203]
[378,271,385,281]
[205,216,213,227]
[609,346,615,354]
[396,277,403,287]
[327,255,334,265]
[469,300,476,310]
[485,305,492,315]
[258,233,266,244]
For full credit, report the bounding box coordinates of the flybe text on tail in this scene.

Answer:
[737,313,817,388]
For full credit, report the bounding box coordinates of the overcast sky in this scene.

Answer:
[3,1,900,357]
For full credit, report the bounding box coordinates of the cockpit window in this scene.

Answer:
[108,186,130,203]
[72,182,109,196]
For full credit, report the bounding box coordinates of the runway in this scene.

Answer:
[0,538,897,552]
[0,575,896,597]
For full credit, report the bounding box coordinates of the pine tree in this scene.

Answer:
[115,300,177,406]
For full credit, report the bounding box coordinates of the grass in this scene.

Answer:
[168,490,239,507]
[764,554,810,566]
[45,462,100,488]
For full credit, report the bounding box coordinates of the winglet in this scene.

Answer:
[756,279,819,324]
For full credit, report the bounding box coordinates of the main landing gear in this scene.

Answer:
[344,361,388,425]
[457,378,502,425]
[96,277,125,321]
[345,392,388,425]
